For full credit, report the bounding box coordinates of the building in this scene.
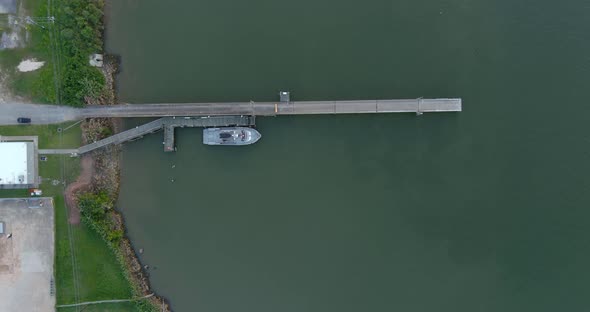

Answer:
[0,0,17,14]
[0,141,37,189]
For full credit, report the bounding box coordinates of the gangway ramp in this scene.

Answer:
[78,118,165,154]
[76,115,255,154]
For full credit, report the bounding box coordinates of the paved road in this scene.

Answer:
[0,99,461,125]
[0,103,80,125]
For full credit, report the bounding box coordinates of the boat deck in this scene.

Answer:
[162,116,256,152]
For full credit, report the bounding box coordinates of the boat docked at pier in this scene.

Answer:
[202,127,261,146]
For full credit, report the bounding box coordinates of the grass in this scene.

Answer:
[1,0,150,308]
[0,48,55,103]
[0,188,29,197]
[73,222,133,302]
[0,0,56,103]
[0,123,139,311]
[59,302,139,312]
[0,122,81,148]
[1,0,105,106]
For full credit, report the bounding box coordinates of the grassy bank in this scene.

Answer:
[59,303,139,312]
[0,124,139,310]
[2,0,162,310]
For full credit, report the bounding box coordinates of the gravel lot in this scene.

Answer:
[0,197,55,312]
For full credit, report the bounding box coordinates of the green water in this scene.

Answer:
[106,0,590,311]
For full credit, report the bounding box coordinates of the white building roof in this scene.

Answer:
[0,142,29,185]
[0,0,17,14]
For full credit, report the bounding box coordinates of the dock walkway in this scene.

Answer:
[78,118,165,154]
[32,96,461,154]
[47,116,257,155]
[162,115,255,151]
[38,149,79,155]
[78,98,461,118]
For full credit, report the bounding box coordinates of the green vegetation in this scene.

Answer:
[56,0,105,105]
[78,192,124,245]
[59,302,139,312]
[0,0,105,105]
[1,0,160,309]
[0,123,144,311]
[0,43,57,103]
[76,163,158,312]
[0,123,81,148]
[70,216,132,302]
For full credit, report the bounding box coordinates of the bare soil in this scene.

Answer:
[64,155,94,224]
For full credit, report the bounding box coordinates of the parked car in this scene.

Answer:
[17,117,31,123]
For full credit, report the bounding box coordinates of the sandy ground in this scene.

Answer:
[0,197,55,312]
[64,155,94,225]
[0,67,15,104]
[17,59,45,72]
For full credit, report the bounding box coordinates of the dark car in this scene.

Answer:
[17,117,31,124]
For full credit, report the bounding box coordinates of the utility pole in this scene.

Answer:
[22,16,55,29]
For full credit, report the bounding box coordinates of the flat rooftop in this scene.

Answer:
[0,198,55,312]
[0,140,37,188]
[0,0,17,14]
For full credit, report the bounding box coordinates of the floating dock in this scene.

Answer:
[40,116,257,155]
[162,116,255,152]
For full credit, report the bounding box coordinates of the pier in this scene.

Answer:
[32,95,461,155]
[79,98,461,118]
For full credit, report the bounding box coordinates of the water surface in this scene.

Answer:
[106,0,590,311]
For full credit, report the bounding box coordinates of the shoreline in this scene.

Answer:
[69,55,172,311]
[1,0,172,310]
[98,6,173,308]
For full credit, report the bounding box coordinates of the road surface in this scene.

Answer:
[0,103,79,125]
[0,99,461,125]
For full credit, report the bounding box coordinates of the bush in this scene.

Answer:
[77,191,159,311]
[78,191,114,240]
[49,0,107,105]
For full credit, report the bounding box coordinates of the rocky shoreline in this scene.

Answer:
[73,56,172,311]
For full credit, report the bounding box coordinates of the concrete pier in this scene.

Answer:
[78,98,461,118]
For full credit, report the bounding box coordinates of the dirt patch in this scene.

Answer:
[0,67,15,104]
[17,59,45,72]
[0,62,31,104]
[64,155,94,224]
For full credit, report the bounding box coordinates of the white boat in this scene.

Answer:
[202,127,261,146]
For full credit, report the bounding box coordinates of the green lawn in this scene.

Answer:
[72,222,133,302]
[0,124,139,311]
[59,302,139,312]
[0,47,50,102]
[0,0,56,103]
[0,122,81,148]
